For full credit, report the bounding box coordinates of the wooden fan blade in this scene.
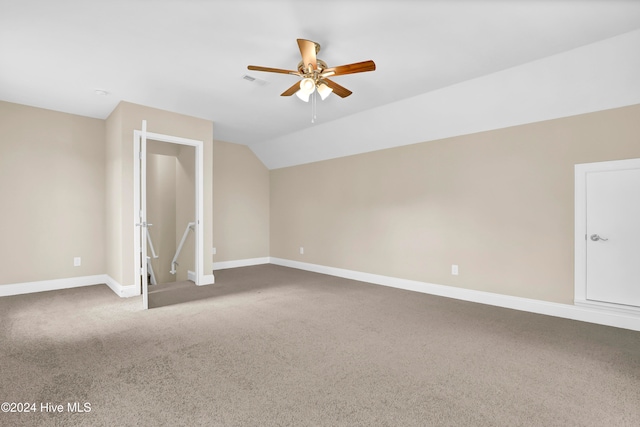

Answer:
[280,82,300,96]
[248,65,300,76]
[297,39,317,70]
[324,60,376,76]
[323,78,352,98]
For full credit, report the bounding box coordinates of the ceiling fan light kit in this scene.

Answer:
[317,83,333,100]
[295,90,311,103]
[248,38,375,121]
[299,77,316,95]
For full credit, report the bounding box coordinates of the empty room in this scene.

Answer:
[1,1,640,426]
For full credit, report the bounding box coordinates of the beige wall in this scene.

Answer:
[270,104,640,305]
[3,97,637,307]
[105,102,123,285]
[147,142,178,284]
[213,140,269,263]
[1,100,267,291]
[0,101,105,285]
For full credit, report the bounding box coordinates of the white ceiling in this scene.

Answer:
[2,1,640,162]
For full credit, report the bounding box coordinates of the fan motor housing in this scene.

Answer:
[297,59,328,75]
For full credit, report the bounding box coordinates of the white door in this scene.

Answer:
[138,121,150,309]
[585,167,640,307]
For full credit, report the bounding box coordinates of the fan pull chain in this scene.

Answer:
[311,90,318,123]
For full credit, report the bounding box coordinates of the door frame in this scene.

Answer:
[574,157,640,315]
[133,124,207,309]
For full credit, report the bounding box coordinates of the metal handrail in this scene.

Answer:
[170,222,195,274]
[146,228,159,259]
[147,257,158,286]
[145,227,159,285]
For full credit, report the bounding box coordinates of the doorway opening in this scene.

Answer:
[133,122,210,309]
[146,140,195,285]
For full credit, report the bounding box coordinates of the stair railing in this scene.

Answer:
[170,222,195,275]
[146,227,159,285]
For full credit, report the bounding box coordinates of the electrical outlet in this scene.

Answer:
[74,257,82,267]
[451,264,459,275]
[212,247,217,255]
[299,247,304,255]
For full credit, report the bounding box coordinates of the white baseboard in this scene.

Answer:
[103,275,140,298]
[0,275,112,297]
[187,270,196,283]
[198,274,215,286]
[5,261,638,331]
[575,298,640,316]
[270,257,640,332]
[213,257,270,271]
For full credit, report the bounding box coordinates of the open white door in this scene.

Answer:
[138,120,149,309]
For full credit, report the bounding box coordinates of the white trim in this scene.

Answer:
[5,261,639,330]
[140,120,148,309]
[213,257,270,271]
[199,274,215,286]
[270,257,640,331]
[0,274,140,299]
[187,270,196,283]
[574,158,640,314]
[104,275,140,298]
[133,127,211,299]
[575,299,640,317]
[0,275,116,297]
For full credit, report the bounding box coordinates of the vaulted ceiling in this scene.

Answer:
[2,1,640,168]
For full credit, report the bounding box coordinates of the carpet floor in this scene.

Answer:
[1,264,639,426]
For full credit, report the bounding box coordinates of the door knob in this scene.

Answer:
[590,234,608,241]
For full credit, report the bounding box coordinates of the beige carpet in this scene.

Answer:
[1,264,639,426]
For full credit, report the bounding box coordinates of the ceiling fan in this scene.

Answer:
[247,39,376,102]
